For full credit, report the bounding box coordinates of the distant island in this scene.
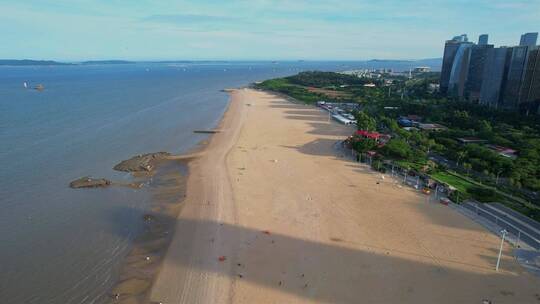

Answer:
[0,58,442,67]
[80,60,134,65]
[154,60,230,64]
[0,59,72,66]
[0,59,135,66]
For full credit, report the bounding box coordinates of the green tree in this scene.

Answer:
[463,162,472,175]
[352,138,377,153]
[456,151,467,167]
[381,139,413,160]
[478,120,493,139]
[355,111,377,131]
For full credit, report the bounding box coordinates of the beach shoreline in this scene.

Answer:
[148,88,540,304]
[105,88,244,304]
[147,88,246,303]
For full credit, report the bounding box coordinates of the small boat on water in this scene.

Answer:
[23,82,28,88]
[34,84,45,91]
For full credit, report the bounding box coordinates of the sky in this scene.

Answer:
[0,0,539,61]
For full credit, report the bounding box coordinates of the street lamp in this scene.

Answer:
[496,229,508,272]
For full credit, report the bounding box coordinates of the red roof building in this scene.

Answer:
[355,130,391,146]
[356,130,381,140]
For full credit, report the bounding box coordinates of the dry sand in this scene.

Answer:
[150,88,540,304]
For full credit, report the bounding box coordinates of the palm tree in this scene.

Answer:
[456,151,467,167]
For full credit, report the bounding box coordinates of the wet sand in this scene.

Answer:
[105,158,188,304]
[150,88,540,304]
[70,141,207,303]
[102,138,219,303]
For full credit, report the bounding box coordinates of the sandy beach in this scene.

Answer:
[150,88,540,304]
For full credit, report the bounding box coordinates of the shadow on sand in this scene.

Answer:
[107,91,539,303]
[107,207,537,304]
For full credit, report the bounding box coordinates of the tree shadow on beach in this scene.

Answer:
[304,122,354,137]
[284,115,330,122]
[269,104,311,109]
[281,138,346,158]
[284,109,325,116]
[107,206,537,304]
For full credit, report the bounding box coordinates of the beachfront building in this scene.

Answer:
[413,67,431,73]
[355,130,391,145]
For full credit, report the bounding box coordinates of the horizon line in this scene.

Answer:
[0,58,443,63]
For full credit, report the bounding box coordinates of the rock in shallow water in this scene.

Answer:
[113,152,170,173]
[69,177,111,189]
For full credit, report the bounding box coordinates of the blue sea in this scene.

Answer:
[0,61,439,303]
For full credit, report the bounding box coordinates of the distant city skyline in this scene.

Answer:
[1,0,539,61]
[440,29,539,113]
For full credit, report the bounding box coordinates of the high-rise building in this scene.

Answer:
[480,47,510,108]
[442,32,540,114]
[440,35,470,94]
[478,34,489,45]
[519,47,540,112]
[440,40,462,94]
[453,34,469,42]
[519,32,538,47]
[501,46,531,109]
[465,43,494,101]
[448,42,473,98]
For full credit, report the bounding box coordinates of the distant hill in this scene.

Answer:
[0,59,72,66]
[154,60,230,64]
[367,58,442,67]
[358,58,442,72]
[80,60,134,65]
[367,58,441,63]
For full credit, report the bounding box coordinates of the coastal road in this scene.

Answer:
[150,89,540,304]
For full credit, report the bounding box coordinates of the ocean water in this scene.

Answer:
[0,61,438,303]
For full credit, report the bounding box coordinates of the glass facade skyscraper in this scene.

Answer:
[520,32,538,47]
[478,34,489,45]
[519,47,540,113]
[465,43,493,101]
[501,46,530,109]
[448,42,473,98]
[480,47,510,108]
[440,40,462,94]
[442,32,540,113]
[440,35,470,94]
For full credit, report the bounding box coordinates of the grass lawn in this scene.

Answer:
[431,171,476,193]
[256,78,348,104]
[395,160,427,173]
